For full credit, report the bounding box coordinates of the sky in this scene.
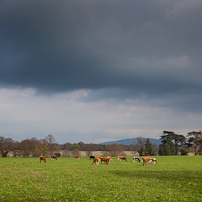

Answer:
[0,0,202,144]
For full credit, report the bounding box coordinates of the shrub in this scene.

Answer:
[54,153,61,157]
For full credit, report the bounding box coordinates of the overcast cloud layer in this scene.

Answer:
[0,0,202,143]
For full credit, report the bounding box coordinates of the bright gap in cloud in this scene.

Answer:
[0,87,201,143]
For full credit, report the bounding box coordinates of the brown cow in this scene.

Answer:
[107,156,112,161]
[142,156,157,166]
[141,156,151,163]
[75,155,80,160]
[100,157,110,165]
[40,156,47,163]
[121,157,127,162]
[148,158,157,164]
[106,158,110,164]
[92,158,100,165]
[117,156,122,161]
[50,155,57,160]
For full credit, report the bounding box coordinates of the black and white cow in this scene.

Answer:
[133,157,140,162]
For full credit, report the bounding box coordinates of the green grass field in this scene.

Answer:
[0,156,202,201]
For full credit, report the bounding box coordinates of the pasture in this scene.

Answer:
[0,156,202,201]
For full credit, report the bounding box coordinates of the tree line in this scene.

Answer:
[0,130,202,157]
[159,130,202,155]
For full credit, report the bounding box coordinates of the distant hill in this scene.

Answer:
[99,138,161,146]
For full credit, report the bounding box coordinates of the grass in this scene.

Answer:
[0,156,202,201]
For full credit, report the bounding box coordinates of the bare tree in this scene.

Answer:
[0,136,16,157]
[17,138,39,157]
[85,150,92,157]
[34,139,49,156]
[105,143,125,157]
[62,150,72,157]
[71,149,80,156]
[19,139,33,157]
[60,142,72,150]
[136,136,146,156]
[187,131,202,155]
[44,134,59,155]
[152,142,159,155]
[78,141,86,150]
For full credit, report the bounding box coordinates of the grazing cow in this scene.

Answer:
[151,158,157,164]
[50,155,57,160]
[142,156,151,165]
[40,156,47,163]
[142,156,157,166]
[99,157,106,164]
[106,158,110,164]
[89,156,95,160]
[117,156,122,161]
[100,157,110,165]
[92,158,100,165]
[146,157,157,164]
[75,155,80,160]
[133,157,140,162]
[107,156,112,161]
[141,156,151,162]
[121,157,127,162]
[149,158,157,164]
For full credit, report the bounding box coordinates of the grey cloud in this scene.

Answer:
[1,0,202,111]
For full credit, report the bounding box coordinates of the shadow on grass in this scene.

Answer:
[109,169,202,182]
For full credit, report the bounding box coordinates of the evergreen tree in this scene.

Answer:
[159,131,186,155]
[145,138,154,155]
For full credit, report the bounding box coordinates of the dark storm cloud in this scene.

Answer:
[1,0,202,110]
